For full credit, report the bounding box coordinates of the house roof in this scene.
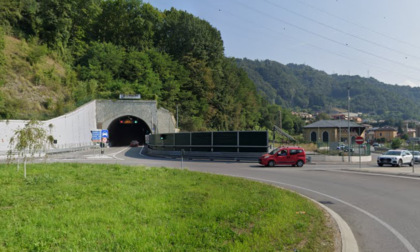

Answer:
[304,120,363,128]
[372,127,397,132]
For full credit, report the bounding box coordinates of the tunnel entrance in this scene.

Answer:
[108,115,151,147]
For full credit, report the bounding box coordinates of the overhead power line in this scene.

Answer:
[232,0,420,75]
[295,0,420,51]
[265,0,420,62]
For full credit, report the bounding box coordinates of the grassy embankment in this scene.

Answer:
[0,163,336,251]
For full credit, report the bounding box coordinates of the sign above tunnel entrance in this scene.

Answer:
[119,94,141,100]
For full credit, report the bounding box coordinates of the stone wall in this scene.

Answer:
[157,108,176,133]
[95,100,158,131]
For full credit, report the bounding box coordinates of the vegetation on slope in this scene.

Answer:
[1,0,419,135]
[237,58,420,121]
[1,0,301,133]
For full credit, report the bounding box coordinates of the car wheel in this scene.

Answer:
[378,163,383,167]
[296,160,304,167]
[268,160,275,167]
[398,159,403,167]
[410,159,414,167]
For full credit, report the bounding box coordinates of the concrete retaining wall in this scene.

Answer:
[46,101,97,149]
[309,154,372,163]
[157,108,176,133]
[0,101,97,154]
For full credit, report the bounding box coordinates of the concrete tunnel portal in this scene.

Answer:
[107,115,151,147]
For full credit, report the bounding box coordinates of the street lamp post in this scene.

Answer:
[348,87,351,162]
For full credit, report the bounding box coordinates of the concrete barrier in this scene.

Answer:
[308,154,372,163]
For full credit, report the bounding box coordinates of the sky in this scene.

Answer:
[144,0,420,87]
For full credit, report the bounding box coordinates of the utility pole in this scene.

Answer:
[279,110,282,129]
[176,105,179,129]
[339,116,341,143]
[348,87,351,163]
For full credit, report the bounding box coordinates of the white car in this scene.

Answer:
[412,151,420,163]
[377,150,414,167]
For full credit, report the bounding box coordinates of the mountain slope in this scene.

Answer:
[0,36,75,119]
[236,58,420,120]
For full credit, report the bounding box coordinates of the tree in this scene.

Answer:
[391,138,402,150]
[92,0,156,50]
[316,112,330,121]
[0,26,5,79]
[157,8,224,66]
[0,0,22,28]
[401,133,409,141]
[67,0,102,60]
[8,120,54,178]
[78,41,125,96]
[38,0,73,50]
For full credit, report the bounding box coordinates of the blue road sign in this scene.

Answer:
[91,130,101,142]
[101,129,109,138]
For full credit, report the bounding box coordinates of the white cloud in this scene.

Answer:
[402,80,420,87]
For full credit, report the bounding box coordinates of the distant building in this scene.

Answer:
[404,128,416,138]
[303,120,365,143]
[371,127,397,142]
[417,124,420,138]
[292,112,313,122]
[293,112,311,118]
[365,128,377,143]
[330,112,362,123]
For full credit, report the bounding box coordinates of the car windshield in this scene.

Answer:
[413,151,420,155]
[269,148,280,155]
[384,151,401,156]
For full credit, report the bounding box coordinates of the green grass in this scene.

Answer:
[0,163,335,251]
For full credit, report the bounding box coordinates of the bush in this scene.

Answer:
[391,138,402,149]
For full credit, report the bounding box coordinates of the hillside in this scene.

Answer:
[0,1,269,132]
[0,35,76,119]
[237,58,420,121]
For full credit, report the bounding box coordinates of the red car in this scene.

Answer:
[259,147,306,167]
[129,140,139,147]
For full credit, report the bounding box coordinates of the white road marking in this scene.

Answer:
[82,147,128,160]
[85,155,112,159]
[139,146,145,156]
[243,176,417,252]
[338,169,420,180]
[109,147,128,160]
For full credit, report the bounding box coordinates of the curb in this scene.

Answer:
[343,168,420,178]
[295,193,359,252]
[314,199,359,252]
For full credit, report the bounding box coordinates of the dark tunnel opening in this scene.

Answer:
[108,115,151,147]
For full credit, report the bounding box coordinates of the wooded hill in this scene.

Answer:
[236,58,420,121]
[1,0,302,133]
[2,0,414,136]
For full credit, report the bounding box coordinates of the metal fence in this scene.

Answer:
[317,141,371,156]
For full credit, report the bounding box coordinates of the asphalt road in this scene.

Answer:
[47,147,420,252]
